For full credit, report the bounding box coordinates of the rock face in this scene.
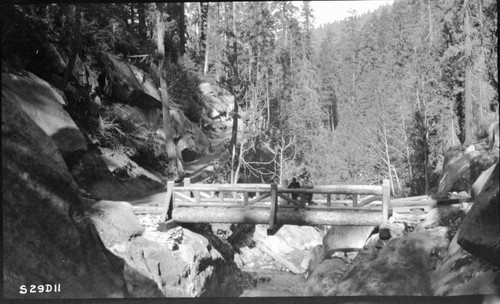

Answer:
[457,162,499,266]
[2,96,125,298]
[2,72,87,164]
[322,226,374,257]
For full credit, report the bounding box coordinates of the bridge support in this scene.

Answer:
[379,179,391,240]
[160,180,175,222]
[172,207,383,226]
[267,184,279,235]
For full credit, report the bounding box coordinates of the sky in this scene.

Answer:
[309,1,394,28]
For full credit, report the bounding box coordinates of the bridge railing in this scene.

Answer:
[159,178,390,235]
[172,178,384,206]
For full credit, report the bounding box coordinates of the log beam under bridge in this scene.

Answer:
[172,206,383,226]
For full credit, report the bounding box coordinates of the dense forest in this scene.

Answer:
[1,0,498,197]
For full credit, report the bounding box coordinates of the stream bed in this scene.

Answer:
[224,268,307,297]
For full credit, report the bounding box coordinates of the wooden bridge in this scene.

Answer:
[134,178,391,236]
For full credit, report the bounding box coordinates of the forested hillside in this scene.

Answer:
[311,0,498,197]
[1,1,498,195]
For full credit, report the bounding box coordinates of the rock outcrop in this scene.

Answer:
[432,231,500,296]
[90,200,146,247]
[99,54,212,162]
[2,71,87,165]
[230,225,323,273]
[457,162,499,266]
[94,212,236,297]
[73,146,165,201]
[437,148,496,199]
[2,94,125,298]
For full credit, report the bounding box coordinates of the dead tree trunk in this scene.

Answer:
[157,6,182,179]
[203,3,210,75]
[59,5,81,91]
[464,5,473,146]
[229,2,239,184]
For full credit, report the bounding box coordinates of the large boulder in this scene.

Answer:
[100,54,162,110]
[432,232,500,296]
[89,200,145,247]
[330,228,449,296]
[253,225,323,258]
[128,64,161,101]
[303,258,347,296]
[437,149,496,198]
[107,225,234,297]
[2,95,125,298]
[2,72,87,164]
[79,147,164,201]
[300,244,327,277]
[322,226,374,257]
[100,53,143,101]
[199,82,233,114]
[232,225,323,273]
[457,162,499,266]
[99,147,164,184]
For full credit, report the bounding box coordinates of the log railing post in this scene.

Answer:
[267,183,278,234]
[380,179,390,240]
[353,194,359,207]
[243,192,249,206]
[184,177,192,198]
[194,189,201,203]
[160,180,175,222]
[327,194,331,207]
[280,179,288,205]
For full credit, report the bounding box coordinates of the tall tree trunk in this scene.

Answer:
[266,70,271,130]
[422,86,430,193]
[382,123,395,196]
[59,5,81,91]
[401,113,413,184]
[229,2,239,184]
[464,5,473,146]
[138,3,146,37]
[427,0,433,47]
[178,3,186,56]
[203,3,210,75]
[157,7,180,179]
[130,3,134,31]
[199,2,208,63]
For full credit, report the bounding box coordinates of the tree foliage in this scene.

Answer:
[1,1,496,194]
